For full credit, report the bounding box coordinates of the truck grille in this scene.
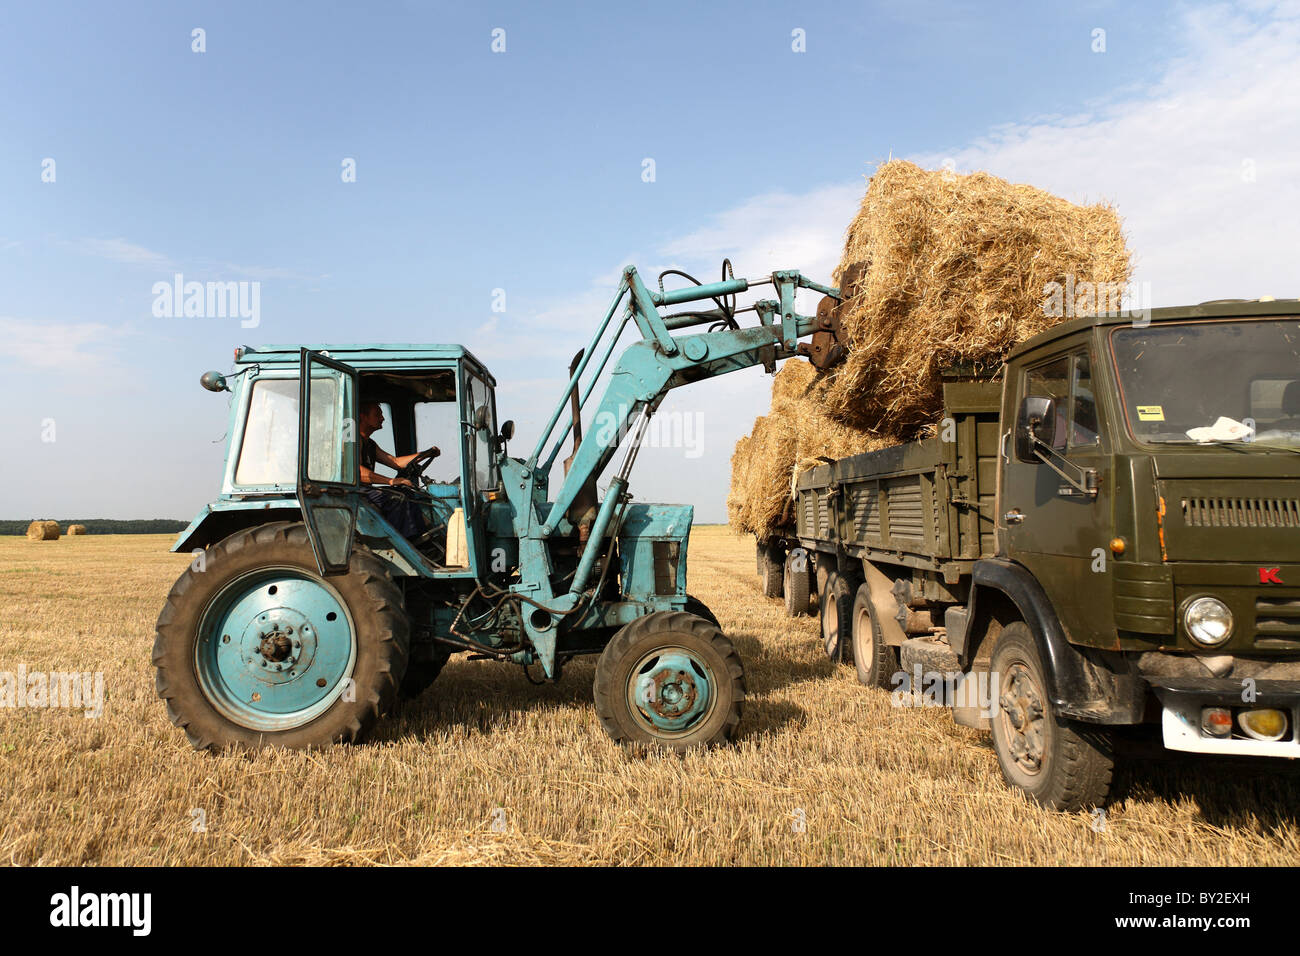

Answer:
[1181,497,1300,528]
[1256,596,1300,639]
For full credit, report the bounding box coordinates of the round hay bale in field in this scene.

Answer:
[66,524,88,536]
[26,520,61,541]
[825,160,1131,437]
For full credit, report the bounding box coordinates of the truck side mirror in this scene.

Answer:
[1015,396,1056,462]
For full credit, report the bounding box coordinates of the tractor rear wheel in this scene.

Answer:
[153,521,409,750]
[594,611,745,752]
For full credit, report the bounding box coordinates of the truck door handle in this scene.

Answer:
[1004,509,1025,524]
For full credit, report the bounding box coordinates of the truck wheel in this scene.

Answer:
[820,573,855,664]
[594,611,745,752]
[759,543,784,598]
[684,595,720,628]
[783,551,812,616]
[399,646,451,699]
[851,583,898,688]
[989,622,1114,811]
[153,521,409,750]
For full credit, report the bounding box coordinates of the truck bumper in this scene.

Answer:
[1151,677,1300,757]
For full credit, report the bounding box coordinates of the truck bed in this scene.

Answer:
[794,381,1002,582]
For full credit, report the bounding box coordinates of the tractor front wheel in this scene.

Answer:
[153,521,409,750]
[594,611,745,752]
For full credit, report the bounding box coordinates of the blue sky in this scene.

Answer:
[2,0,1298,522]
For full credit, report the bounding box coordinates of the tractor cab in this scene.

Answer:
[178,344,511,580]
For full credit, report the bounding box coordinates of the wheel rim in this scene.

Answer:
[855,603,873,662]
[626,645,717,738]
[998,661,1046,775]
[823,599,839,657]
[195,567,357,732]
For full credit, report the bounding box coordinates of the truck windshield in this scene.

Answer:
[1110,318,1300,446]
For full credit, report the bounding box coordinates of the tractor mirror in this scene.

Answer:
[1015,396,1056,462]
[499,420,515,442]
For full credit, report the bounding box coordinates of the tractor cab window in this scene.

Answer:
[414,400,462,485]
[235,376,346,487]
[467,373,497,492]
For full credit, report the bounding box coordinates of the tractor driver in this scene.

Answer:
[358,401,441,543]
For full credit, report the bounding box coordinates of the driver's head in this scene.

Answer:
[359,401,384,435]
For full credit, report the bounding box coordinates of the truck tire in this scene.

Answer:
[989,622,1114,811]
[594,611,745,752]
[783,550,812,616]
[851,582,898,688]
[820,573,854,664]
[760,543,784,599]
[153,521,409,751]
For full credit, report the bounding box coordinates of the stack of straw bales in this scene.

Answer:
[730,360,886,539]
[26,520,61,541]
[729,160,1130,539]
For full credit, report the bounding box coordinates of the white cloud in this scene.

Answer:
[0,318,122,372]
[912,1,1300,305]
[64,237,172,268]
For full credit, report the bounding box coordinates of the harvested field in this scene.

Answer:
[2,531,1298,866]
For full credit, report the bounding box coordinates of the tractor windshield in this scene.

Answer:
[1110,318,1300,446]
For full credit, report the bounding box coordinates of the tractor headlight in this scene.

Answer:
[1184,596,1233,647]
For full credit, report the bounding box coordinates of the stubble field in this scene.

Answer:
[2,527,1299,866]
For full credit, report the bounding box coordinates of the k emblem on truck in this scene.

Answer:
[1259,567,1283,584]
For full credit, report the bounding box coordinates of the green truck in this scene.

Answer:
[763,298,1300,810]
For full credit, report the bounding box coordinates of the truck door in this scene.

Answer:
[1000,346,1113,645]
[296,349,361,576]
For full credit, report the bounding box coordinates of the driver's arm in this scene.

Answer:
[361,465,410,487]
[389,446,440,469]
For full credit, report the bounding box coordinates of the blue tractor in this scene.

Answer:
[154,264,845,751]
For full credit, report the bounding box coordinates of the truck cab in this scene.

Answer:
[1000,300,1300,755]
[788,297,1300,809]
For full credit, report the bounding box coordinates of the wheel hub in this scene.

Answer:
[630,649,712,734]
[999,663,1045,773]
[196,569,356,731]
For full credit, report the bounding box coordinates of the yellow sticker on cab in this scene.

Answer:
[1137,405,1165,421]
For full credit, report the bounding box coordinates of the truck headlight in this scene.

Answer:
[1184,596,1233,646]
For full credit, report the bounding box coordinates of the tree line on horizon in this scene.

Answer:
[1,519,188,536]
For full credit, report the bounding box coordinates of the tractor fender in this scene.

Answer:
[963,557,1144,724]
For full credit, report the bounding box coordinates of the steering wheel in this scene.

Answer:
[396,447,441,484]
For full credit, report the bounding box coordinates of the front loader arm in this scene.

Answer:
[500,263,844,677]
